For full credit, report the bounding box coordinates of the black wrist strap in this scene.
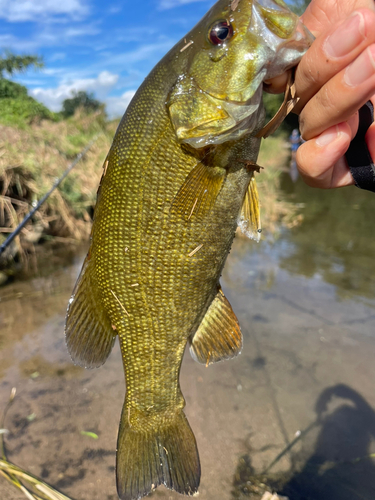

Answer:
[345,100,375,192]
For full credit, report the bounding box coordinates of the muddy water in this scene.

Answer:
[1,175,375,500]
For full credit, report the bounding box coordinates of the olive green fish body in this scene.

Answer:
[65,1,313,498]
[96,68,262,398]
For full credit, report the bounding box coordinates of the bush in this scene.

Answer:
[62,91,104,118]
[0,78,28,98]
[0,95,59,126]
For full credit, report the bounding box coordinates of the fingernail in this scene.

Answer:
[345,45,375,86]
[325,12,365,58]
[316,126,340,147]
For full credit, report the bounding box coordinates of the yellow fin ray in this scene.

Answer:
[190,286,242,365]
[238,174,261,242]
[170,161,225,220]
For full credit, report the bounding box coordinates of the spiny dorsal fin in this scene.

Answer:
[238,173,262,242]
[65,255,116,368]
[190,286,242,365]
[170,161,225,220]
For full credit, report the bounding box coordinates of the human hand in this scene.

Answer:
[267,1,375,188]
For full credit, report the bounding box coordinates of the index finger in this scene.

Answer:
[294,9,375,114]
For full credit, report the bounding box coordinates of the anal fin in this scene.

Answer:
[170,161,225,220]
[190,286,242,365]
[65,254,116,368]
[238,173,262,242]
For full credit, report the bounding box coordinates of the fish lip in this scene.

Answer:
[194,84,252,106]
[246,0,314,64]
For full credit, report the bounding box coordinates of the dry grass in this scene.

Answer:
[0,110,118,256]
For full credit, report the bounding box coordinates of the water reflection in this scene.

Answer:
[289,157,299,183]
[279,176,375,301]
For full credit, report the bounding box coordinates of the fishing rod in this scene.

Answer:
[0,135,99,256]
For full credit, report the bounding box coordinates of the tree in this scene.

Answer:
[0,50,44,79]
[62,91,103,117]
[0,50,56,125]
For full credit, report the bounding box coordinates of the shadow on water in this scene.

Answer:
[224,170,375,500]
[232,384,375,500]
[281,384,375,500]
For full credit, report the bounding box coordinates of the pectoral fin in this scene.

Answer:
[170,161,225,220]
[238,174,262,242]
[190,287,242,365]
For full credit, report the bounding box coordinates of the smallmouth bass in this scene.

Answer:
[65,1,313,499]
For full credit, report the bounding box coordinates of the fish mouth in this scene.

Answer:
[248,0,314,79]
[262,22,315,82]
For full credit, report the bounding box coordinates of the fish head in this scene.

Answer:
[168,0,314,147]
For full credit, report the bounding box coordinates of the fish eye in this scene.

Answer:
[208,20,234,45]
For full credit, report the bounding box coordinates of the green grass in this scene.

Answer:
[0,96,59,128]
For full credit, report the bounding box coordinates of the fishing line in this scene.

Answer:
[0,135,100,256]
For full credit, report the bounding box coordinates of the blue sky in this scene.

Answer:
[0,0,216,117]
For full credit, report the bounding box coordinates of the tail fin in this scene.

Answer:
[116,408,200,500]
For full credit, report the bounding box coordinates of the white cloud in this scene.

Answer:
[106,91,136,119]
[108,4,122,14]
[0,22,100,52]
[0,0,89,22]
[49,52,67,62]
[91,41,175,71]
[30,71,119,112]
[159,0,209,9]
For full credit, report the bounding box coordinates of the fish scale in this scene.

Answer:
[65,1,313,499]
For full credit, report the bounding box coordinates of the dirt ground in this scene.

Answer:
[1,235,375,500]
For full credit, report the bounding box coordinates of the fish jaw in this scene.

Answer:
[252,1,315,81]
[168,0,313,148]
